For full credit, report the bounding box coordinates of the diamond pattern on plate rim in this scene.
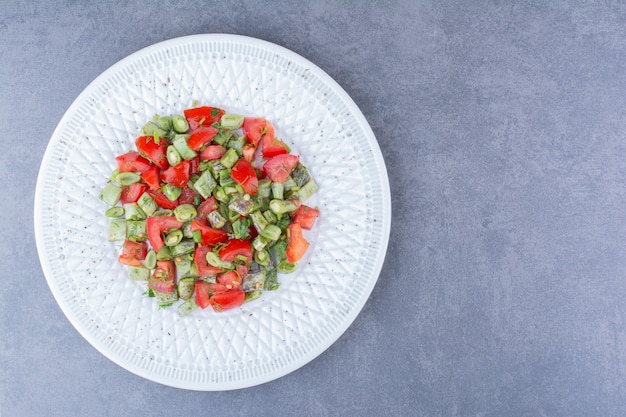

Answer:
[35,35,390,390]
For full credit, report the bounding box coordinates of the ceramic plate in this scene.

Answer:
[34,34,390,390]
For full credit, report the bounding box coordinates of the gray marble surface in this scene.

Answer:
[4,1,626,416]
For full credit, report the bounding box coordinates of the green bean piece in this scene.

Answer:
[128,266,150,281]
[170,239,196,257]
[260,224,282,241]
[252,235,269,251]
[144,249,157,269]
[109,169,120,184]
[172,114,189,133]
[126,220,147,242]
[177,277,195,300]
[155,288,179,307]
[220,113,244,129]
[220,148,239,169]
[213,130,233,146]
[277,261,297,274]
[124,203,146,220]
[142,121,168,138]
[164,229,183,247]
[243,270,266,292]
[177,298,199,317]
[137,192,157,216]
[162,184,182,201]
[263,268,280,291]
[152,209,174,217]
[219,168,236,187]
[287,178,319,202]
[207,210,227,228]
[282,176,297,191]
[156,245,172,260]
[229,195,255,216]
[182,221,193,239]
[105,206,125,218]
[158,115,173,131]
[262,209,278,224]
[192,230,202,243]
[208,160,227,180]
[291,163,312,187]
[269,199,297,214]
[244,290,262,302]
[249,210,269,232]
[108,219,126,241]
[173,134,197,160]
[173,204,197,222]
[194,170,217,199]
[226,135,246,153]
[254,250,270,266]
[115,172,141,186]
[258,178,272,198]
[100,183,122,206]
[174,258,198,279]
[271,182,284,200]
[166,145,182,166]
[213,186,229,203]
[198,160,212,172]
[205,251,233,270]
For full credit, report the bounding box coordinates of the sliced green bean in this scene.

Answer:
[172,114,189,133]
[108,218,126,241]
[271,182,284,200]
[124,203,146,220]
[166,145,182,166]
[164,229,183,247]
[152,209,174,217]
[252,235,269,251]
[173,134,197,160]
[249,210,269,232]
[158,115,172,131]
[260,224,282,241]
[126,220,147,242]
[269,199,297,214]
[177,298,199,317]
[207,210,227,228]
[162,184,182,201]
[229,195,255,216]
[144,249,157,269]
[194,170,217,199]
[254,249,270,266]
[105,206,125,218]
[219,148,239,169]
[173,204,197,222]
[177,277,195,300]
[115,172,141,186]
[220,113,244,129]
[128,266,150,281]
[205,251,233,270]
[156,245,172,260]
[277,261,297,274]
[137,192,157,216]
[100,183,122,206]
[170,239,195,257]
[258,178,272,198]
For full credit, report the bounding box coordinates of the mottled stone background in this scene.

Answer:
[4,1,626,416]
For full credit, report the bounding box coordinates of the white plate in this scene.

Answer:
[34,34,390,390]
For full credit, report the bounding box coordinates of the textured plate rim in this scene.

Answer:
[34,34,391,390]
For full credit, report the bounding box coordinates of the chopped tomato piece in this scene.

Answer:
[291,205,320,230]
[189,219,229,246]
[242,117,274,147]
[230,158,258,195]
[189,156,200,175]
[263,154,299,183]
[286,223,309,263]
[187,126,218,151]
[160,160,190,187]
[218,239,253,263]
[135,135,169,170]
[148,260,176,293]
[261,136,289,158]
[194,245,222,277]
[197,196,217,219]
[116,151,152,173]
[242,144,256,162]
[209,288,245,312]
[121,240,148,261]
[140,165,161,191]
[120,183,147,204]
[217,270,242,289]
[200,144,227,161]
[146,216,183,252]
[178,187,199,205]
[146,189,178,210]
[184,106,225,130]
[194,280,212,309]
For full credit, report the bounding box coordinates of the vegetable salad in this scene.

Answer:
[100,105,319,315]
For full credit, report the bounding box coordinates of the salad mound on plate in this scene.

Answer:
[100,105,319,315]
